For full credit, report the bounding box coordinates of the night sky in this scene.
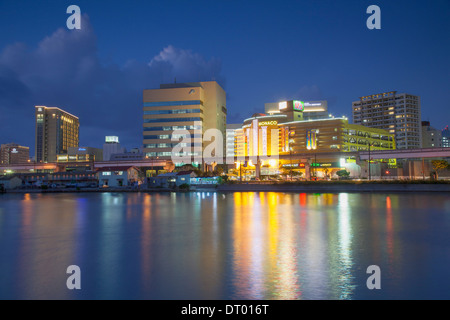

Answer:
[0,0,449,154]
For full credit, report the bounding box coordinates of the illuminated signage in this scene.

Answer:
[311,162,340,167]
[78,148,86,151]
[293,100,304,111]
[11,148,18,154]
[258,121,278,126]
[279,101,287,110]
[304,102,322,107]
[105,136,119,143]
[282,163,306,168]
[306,130,317,150]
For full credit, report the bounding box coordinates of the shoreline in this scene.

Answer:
[2,182,450,194]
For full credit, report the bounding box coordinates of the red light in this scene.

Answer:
[385,171,389,174]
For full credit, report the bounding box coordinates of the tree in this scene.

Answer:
[431,160,449,179]
[336,170,350,179]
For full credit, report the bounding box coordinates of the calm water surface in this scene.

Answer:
[0,192,449,300]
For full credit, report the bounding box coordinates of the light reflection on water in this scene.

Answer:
[0,191,449,300]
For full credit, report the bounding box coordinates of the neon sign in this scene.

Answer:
[293,100,304,111]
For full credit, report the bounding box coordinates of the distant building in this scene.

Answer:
[352,91,421,149]
[110,148,144,161]
[97,166,140,187]
[35,106,79,163]
[143,81,227,161]
[57,147,103,162]
[0,176,22,190]
[421,121,442,148]
[103,136,125,161]
[442,126,450,148]
[149,171,197,188]
[0,143,29,165]
[226,124,242,159]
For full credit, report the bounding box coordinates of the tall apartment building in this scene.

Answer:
[352,91,421,149]
[35,106,80,163]
[421,121,442,148]
[0,143,30,165]
[143,81,226,161]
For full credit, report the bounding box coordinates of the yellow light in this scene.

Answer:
[248,160,253,167]
[235,161,240,169]
[269,159,276,168]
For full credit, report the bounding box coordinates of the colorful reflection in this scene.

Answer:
[0,192,449,299]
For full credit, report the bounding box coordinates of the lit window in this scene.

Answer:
[103,172,111,176]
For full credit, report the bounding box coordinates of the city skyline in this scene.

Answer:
[0,1,449,154]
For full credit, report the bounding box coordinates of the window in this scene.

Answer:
[143,100,202,107]
[144,117,202,123]
[103,172,111,176]
[144,109,201,115]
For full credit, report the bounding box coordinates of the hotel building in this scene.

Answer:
[143,81,226,163]
[35,106,80,163]
[352,91,421,149]
[0,143,30,165]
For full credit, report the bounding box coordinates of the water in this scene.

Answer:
[0,192,449,300]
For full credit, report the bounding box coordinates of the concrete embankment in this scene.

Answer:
[217,183,450,193]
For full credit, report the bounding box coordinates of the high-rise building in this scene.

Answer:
[143,81,226,161]
[421,121,442,148]
[35,106,79,163]
[442,126,450,148]
[0,143,30,165]
[352,91,421,149]
[103,136,125,161]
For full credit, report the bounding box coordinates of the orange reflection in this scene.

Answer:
[386,196,394,266]
[141,194,152,291]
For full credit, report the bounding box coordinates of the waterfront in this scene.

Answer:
[0,192,449,300]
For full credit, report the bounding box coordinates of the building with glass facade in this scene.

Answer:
[143,81,226,162]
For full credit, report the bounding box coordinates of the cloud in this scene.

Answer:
[0,15,225,153]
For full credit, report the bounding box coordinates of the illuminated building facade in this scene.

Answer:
[279,118,395,153]
[232,112,395,179]
[0,143,30,165]
[143,81,226,160]
[35,106,80,163]
[352,91,421,149]
[265,100,330,121]
[57,147,103,163]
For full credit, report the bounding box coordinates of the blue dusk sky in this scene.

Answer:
[0,0,449,153]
